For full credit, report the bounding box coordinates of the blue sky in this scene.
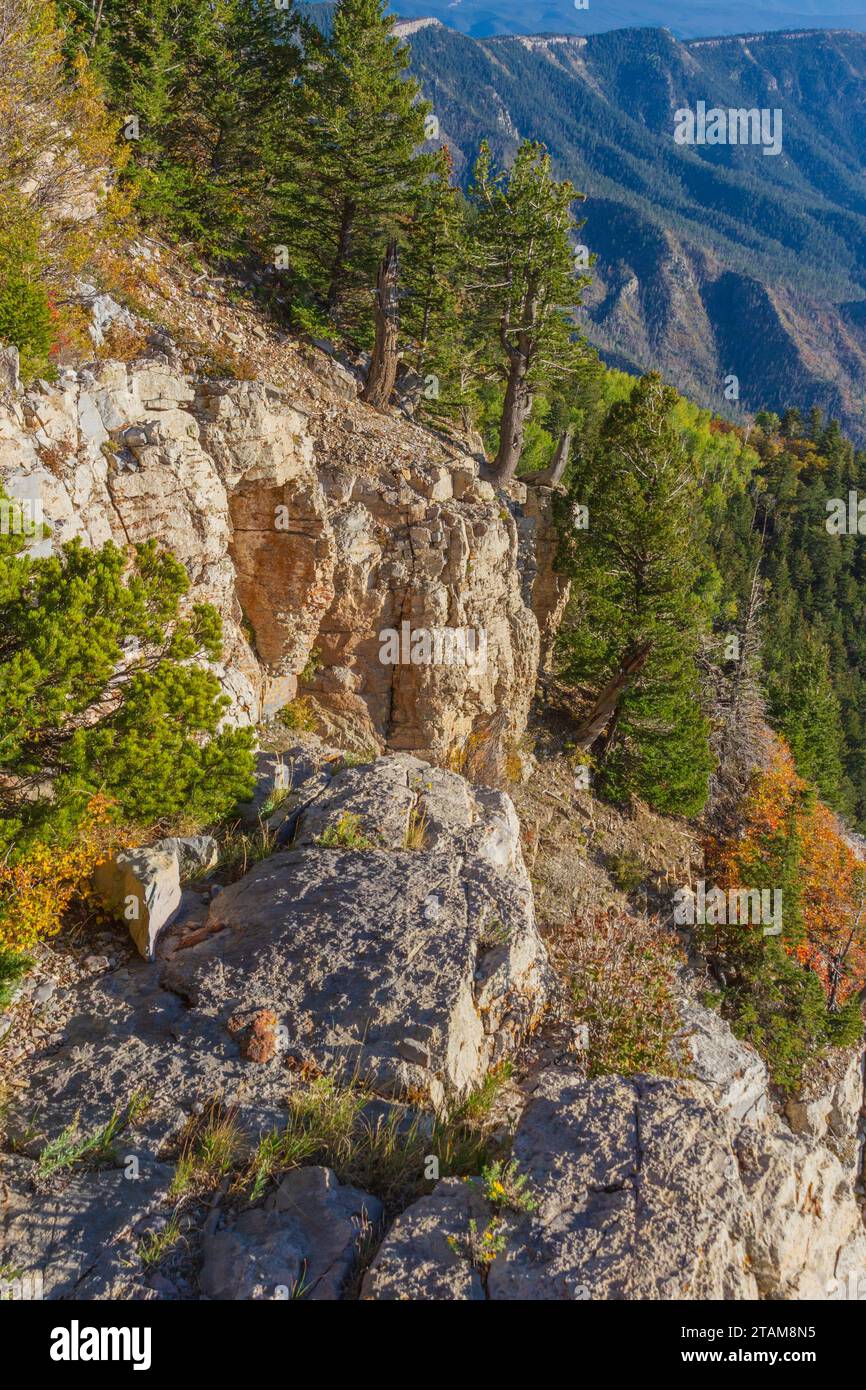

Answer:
[391,1,866,39]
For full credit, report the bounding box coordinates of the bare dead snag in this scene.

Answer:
[573,642,652,748]
[362,238,399,410]
[529,426,574,487]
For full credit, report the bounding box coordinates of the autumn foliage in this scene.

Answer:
[704,737,865,1084]
[0,794,120,953]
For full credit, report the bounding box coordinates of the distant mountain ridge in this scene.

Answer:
[404,22,866,441]
[391,3,866,40]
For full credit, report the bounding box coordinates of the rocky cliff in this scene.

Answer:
[0,260,564,766]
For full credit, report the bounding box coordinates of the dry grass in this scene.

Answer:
[239,1070,511,1217]
[170,1103,246,1197]
[403,803,429,851]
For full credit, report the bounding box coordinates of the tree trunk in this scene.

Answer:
[573,642,652,748]
[491,355,532,484]
[362,239,399,410]
[326,196,356,316]
[530,426,574,487]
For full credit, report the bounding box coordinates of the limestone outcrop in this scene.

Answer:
[364,1064,866,1302]
[0,299,562,764]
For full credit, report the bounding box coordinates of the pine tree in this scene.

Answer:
[401,147,467,418]
[558,373,714,816]
[0,531,255,851]
[466,140,590,483]
[75,0,300,255]
[772,630,850,814]
[273,0,430,338]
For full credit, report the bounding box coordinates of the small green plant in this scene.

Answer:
[171,1104,245,1196]
[448,1216,506,1266]
[0,951,31,1010]
[279,697,318,733]
[0,204,55,380]
[37,1094,150,1177]
[259,779,293,819]
[453,1062,513,1123]
[299,648,322,684]
[607,852,646,895]
[217,821,278,881]
[476,1159,538,1214]
[288,1264,313,1300]
[479,916,511,950]
[138,1212,184,1268]
[339,749,379,769]
[316,812,375,850]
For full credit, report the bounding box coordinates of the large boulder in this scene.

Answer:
[784,1045,865,1171]
[0,1153,173,1300]
[675,994,770,1124]
[362,1178,489,1301]
[92,846,182,961]
[164,755,551,1108]
[490,1072,758,1301]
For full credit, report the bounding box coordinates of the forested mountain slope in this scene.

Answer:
[405,22,866,442]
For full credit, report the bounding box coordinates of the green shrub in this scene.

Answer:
[0,528,256,952]
[0,950,31,1010]
[725,941,863,1091]
[0,202,54,380]
[279,697,318,733]
[607,852,646,895]
[315,812,374,850]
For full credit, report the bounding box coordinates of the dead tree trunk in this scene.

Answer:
[492,357,533,483]
[530,426,574,487]
[362,239,399,410]
[573,642,652,748]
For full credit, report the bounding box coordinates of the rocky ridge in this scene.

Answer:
[1,752,864,1301]
[1,246,865,1303]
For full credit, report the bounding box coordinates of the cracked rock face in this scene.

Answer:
[0,337,562,760]
[200,1166,382,1301]
[365,1067,866,1302]
[0,1153,174,1300]
[2,757,549,1153]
